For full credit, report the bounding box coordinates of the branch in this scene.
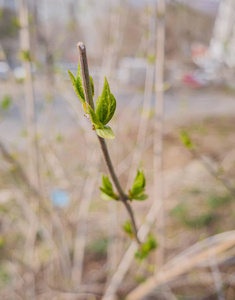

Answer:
[0,141,40,199]
[77,42,141,244]
[191,148,235,197]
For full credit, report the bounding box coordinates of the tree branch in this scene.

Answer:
[77,42,141,244]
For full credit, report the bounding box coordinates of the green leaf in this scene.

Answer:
[68,69,85,104]
[68,64,86,104]
[180,130,194,149]
[19,50,31,62]
[100,192,115,201]
[102,175,113,192]
[123,221,133,238]
[95,77,116,125]
[90,75,94,97]
[1,95,12,110]
[99,175,119,200]
[132,170,145,194]
[76,63,85,101]
[134,194,148,201]
[147,54,155,64]
[87,104,104,129]
[129,170,148,200]
[96,125,115,139]
[82,102,88,114]
[135,234,157,261]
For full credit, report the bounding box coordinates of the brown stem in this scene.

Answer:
[97,136,127,200]
[77,42,94,110]
[77,42,141,244]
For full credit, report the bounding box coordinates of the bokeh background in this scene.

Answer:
[0,0,235,299]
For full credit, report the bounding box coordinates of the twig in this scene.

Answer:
[18,0,40,191]
[154,0,166,267]
[0,141,40,199]
[191,148,235,196]
[72,148,100,284]
[126,230,235,300]
[77,42,141,244]
[126,4,155,190]
[209,254,226,300]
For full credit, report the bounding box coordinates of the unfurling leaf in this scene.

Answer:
[76,63,85,101]
[129,170,148,201]
[19,50,31,62]
[1,95,12,110]
[68,69,85,104]
[134,194,148,201]
[132,170,145,194]
[123,221,133,238]
[135,234,157,261]
[96,125,115,139]
[68,63,90,106]
[87,104,104,129]
[180,130,194,149]
[99,175,119,201]
[95,77,116,125]
[102,174,113,191]
[82,102,88,114]
[90,75,94,97]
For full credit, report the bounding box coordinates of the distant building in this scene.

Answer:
[0,0,15,10]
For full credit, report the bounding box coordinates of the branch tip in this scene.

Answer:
[77,41,85,52]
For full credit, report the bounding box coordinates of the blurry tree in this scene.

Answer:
[166,2,214,59]
[0,6,19,64]
[0,7,18,40]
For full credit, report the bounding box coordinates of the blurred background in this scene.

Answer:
[0,0,235,299]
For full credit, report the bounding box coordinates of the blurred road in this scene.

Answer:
[1,79,235,147]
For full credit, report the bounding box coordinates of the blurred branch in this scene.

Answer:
[102,197,162,300]
[191,148,235,196]
[77,42,141,245]
[0,141,41,199]
[126,3,155,189]
[154,0,166,267]
[72,149,100,284]
[18,0,40,191]
[209,254,226,300]
[126,231,235,300]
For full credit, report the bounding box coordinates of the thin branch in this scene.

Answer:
[18,0,40,191]
[191,148,235,196]
[0,141,40,199]
[77,42,141,244]
[126,230,235,300]
[154,0,166,268]
[97,136,127,200]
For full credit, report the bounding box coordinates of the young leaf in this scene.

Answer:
[19,50,31,62]
[82,102,88,114]
[123,221,134,238]
[95,77,116,125]
[135,234,157,261]
[129,170,148,201]
[100,192,115,201]
[76,63,86,101]
[132,170,145,195]
[1,95,12,110]
[87,104,104,129]
[99,175,119,200]
[180,130,194,149]
[134,194,148,201]
[90,75,94,97]
[68,69,85,104]
[96,125,115,139]
[102,174,113,192]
